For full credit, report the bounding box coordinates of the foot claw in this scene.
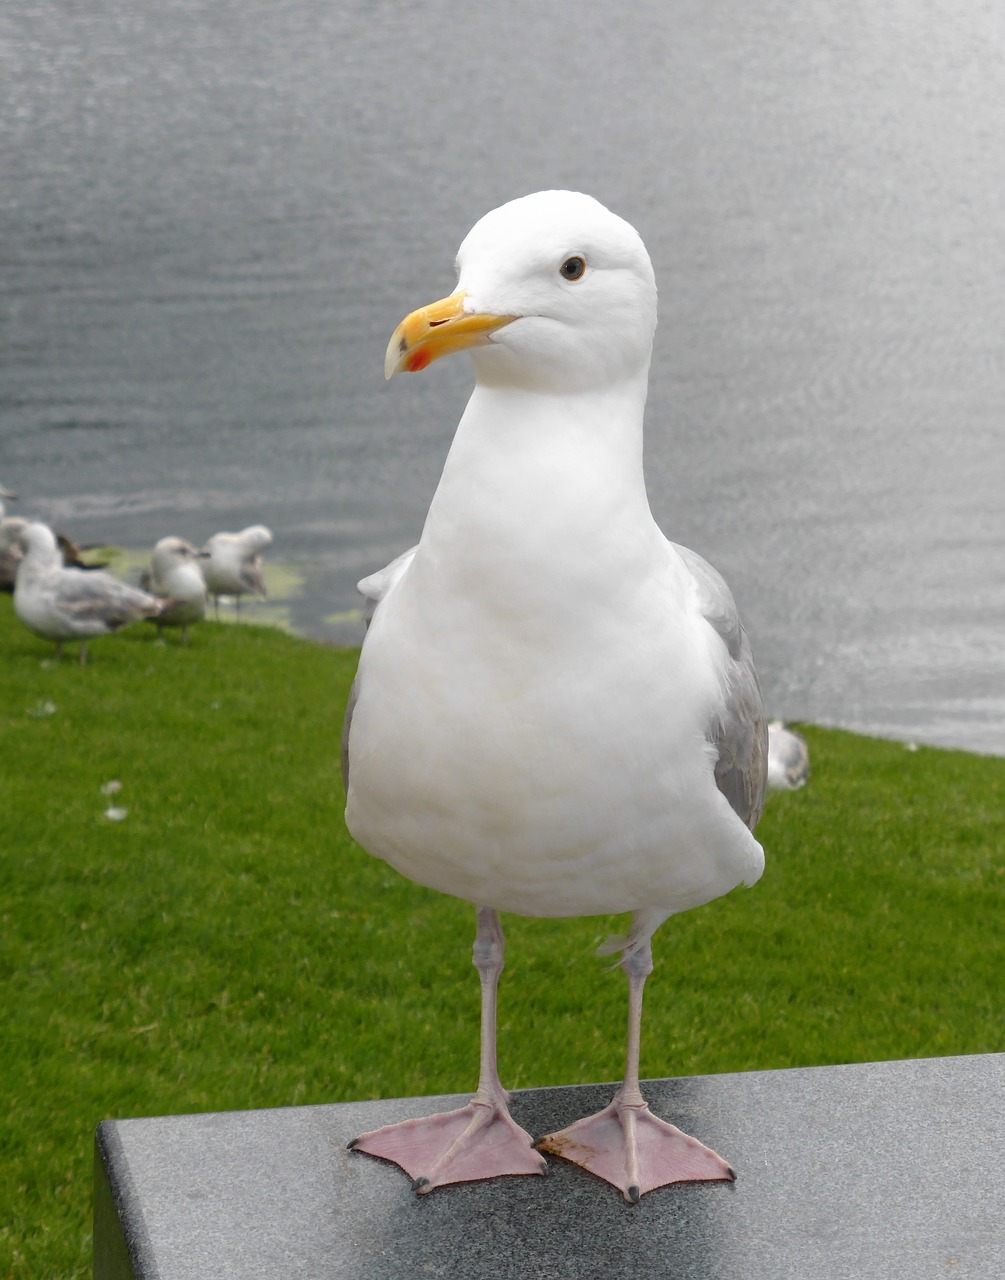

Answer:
[627,1183,641,1204]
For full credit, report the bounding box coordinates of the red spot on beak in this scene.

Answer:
[405,349,432,373]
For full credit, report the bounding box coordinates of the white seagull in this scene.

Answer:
[13,522,163,663]
[343,191,767,1203]
[143,537,208,643]
[201,525,272,616]
[0,515,29,592]
[767,721,810,790]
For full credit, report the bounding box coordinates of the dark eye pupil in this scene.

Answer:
[561,256,585,280]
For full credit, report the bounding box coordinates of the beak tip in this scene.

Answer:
[384,334,404,380]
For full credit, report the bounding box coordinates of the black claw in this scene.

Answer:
[412,1176,431,1191]
[628,1184,641,1204]
[346,1136,361,1150]
[726,1165,737,1181]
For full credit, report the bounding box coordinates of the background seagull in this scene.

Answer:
[13,522,163,663]
[1,492,108,576]
[0,516,29,592]
[142,536,208,643]
[767,721,811,790]
[55,532,111,573]
[201,525,272,616]
[343,191,767,1203]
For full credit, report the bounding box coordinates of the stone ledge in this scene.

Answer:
[95,1053,1005,1279]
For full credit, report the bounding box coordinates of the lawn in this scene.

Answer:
[1,594,1003,1278]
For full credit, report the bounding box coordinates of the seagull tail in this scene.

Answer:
[595,907,670,966]
[148,595,186,620]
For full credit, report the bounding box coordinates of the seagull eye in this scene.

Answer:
[560,255,586,281]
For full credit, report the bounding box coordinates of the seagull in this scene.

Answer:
[343,191,767,1203]
[201,525,272,617]
[56,532,111,573]
[142,537,208,643]
[766,721,810,790]
[0,484,17,501]
[0,516,29,592]
[13,522,164,663]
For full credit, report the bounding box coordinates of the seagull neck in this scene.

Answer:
[417,375,660,595]
[452,375,650,501]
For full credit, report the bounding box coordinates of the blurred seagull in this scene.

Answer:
[13,522,163,663]
[1,492,109,575]
[0,516,29,592]
[142,537,208,643]
[56,532,111,572]
[201,525,272,616]
[766,721,810,790]
[344,191,767,1202]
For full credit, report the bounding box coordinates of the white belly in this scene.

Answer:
[345,557,762,919]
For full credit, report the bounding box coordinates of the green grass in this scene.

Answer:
[1,593,1003,1278]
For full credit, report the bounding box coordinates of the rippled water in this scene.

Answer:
[2,0,1003,753]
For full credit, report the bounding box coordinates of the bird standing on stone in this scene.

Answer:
[201,525,272,617]
[13,522,163,663]
[143,537,208,643]
[343,191,767,1203]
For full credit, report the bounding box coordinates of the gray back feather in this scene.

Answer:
[56,569,161,628]
[674,544,768,832]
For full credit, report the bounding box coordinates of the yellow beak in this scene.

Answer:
[384,291,518,379]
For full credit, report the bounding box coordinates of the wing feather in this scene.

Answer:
[53,569,160,629]
[674,543,767,832]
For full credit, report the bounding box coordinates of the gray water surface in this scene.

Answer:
[2,0,1003,753]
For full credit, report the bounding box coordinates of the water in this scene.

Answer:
[2,0,1003,754]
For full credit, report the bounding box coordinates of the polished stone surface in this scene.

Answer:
[95,1053,1005,1279]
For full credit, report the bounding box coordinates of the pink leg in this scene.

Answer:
[537,933,734,1202]
[349,907,547,1192]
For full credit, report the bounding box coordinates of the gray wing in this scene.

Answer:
[674,543,768,833]
[341,546,418,791]
[239,557,267,596]
[53,568,160,629]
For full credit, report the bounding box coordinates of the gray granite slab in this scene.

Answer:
[95,1053,1005,1280]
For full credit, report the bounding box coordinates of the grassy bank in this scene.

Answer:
[1,595,1003,1277]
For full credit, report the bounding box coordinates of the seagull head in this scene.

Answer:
[0,516,29,558]
[151,536,201,573]
[19,522,62,566]
[238,525,274,552]
[385,191,658,394]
